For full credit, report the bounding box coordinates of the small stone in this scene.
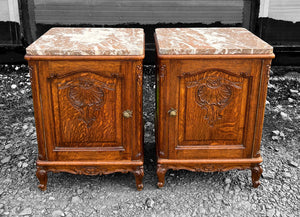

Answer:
[199,207,206,214]
[1,156,11,164]
[113,210,118,214]
[241,201,251,211]
[145,198,154,208]
[11,84,17,89]
[224,184,230,192]
[267,208,275,217]
[234,185,241,192]
[4,144,12,149]
[22,162,28,168]
[290,89,298,93]
[288,98,294,103]
[192,209,198,217]
[23,124,29,130]
[19,207,32,216]
[209,207,216,213]
[49,197,55,201]
[52,210,65,217]
[77,189,83,195]
[0,204,3,209]
[224,178,231,185]
[272,130,280,135]
[71,196,81,203]
[263,171,275,179]
[282,184,290,191]
[18,155,26,160]
[288,160,298,168]
[280,112,292,121]
[215,193,223,200]
[283,172,292,178]
[17,162,23,168]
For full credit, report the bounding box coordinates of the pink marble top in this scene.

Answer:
[155,28,273,55]
[26,28,144,56]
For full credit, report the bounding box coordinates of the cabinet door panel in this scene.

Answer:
[38,61,133,161]
[51,72,122,148]
[167,60,261,159]
[178,69,248,146]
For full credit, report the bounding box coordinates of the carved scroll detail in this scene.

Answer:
[28,65,34,81]
[159,64,167,79]
[48,166,130,176]
[266,64,271,80]
[167,164,250,173]
[59,77,114,128]
[187,75,242,127]
[136,64,143,86]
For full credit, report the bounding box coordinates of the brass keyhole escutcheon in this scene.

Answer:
[168,108,177,117]
[123,110,133,118]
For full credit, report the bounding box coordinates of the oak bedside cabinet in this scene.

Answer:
[154,28,274,188]
[25,28,145,191]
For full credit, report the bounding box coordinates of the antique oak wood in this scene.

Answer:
[155,28,274,188]
[25,28,145,191]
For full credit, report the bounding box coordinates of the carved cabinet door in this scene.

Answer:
[38,60,138,161]
[163,59,264,159]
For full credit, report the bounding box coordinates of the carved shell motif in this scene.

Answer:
[189,75,242,127]
[59,77,114,128]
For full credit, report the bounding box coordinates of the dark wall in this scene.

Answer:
[2,0,300,66]
[258,18,300,65]
[0,21,24,63]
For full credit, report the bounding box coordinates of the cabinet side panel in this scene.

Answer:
[252,59,272,158]
[156,60,170,159]
[29,61,47,161]
[132,60,144,160]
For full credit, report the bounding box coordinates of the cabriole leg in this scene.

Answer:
[157,164,167,188]
[36,166,48,191]
[133,166,144,191]
[251,164,263,188]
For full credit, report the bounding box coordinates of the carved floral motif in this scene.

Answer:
[187,74,242,127]
[59,77,114,128]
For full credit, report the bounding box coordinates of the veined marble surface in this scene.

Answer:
[155,28,273,55]
[26,28,144,56]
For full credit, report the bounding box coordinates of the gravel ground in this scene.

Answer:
[0,64,299,217]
